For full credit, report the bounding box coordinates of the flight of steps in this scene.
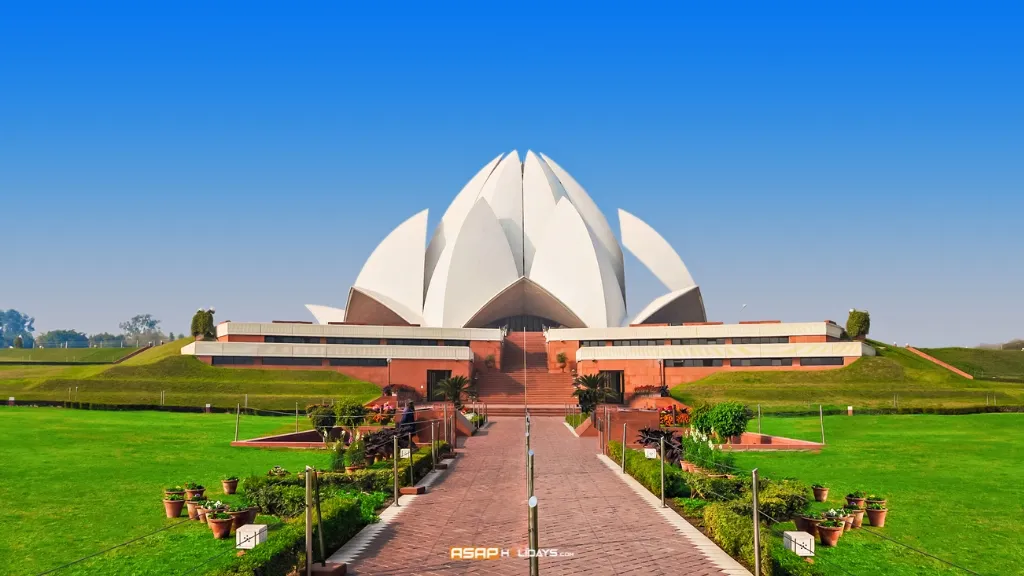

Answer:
[475,332,576,416]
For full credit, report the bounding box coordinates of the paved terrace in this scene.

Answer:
[341,416,743,575]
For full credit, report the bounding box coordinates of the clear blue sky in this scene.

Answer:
[2,2,1022,347]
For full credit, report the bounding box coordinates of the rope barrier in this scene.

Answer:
[36,519,192,575]
[178,531,261,575]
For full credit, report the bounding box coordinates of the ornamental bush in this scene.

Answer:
[606,441,688,498]
[707,402,750,438]
[689,403,713,434]
[846,309,871,340]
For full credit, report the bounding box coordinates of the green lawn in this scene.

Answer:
[921,347,1024,382]
[0,339,382,410]
[0,347,138,363]
[733,414,1024,575]
[0,407,332,576]
[671,342,1024,412]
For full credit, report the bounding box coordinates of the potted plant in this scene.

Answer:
[823,508,849,533]
[866,494,887,508]
[866,502,888,527]
[817,520,844,546]
[185,495,208,520]
[163,493,185,518]
[227,507,250,531]
[184,481,205,499]
[798,512,824,537]
[164,485,185,498]
[556,352,568,372]
[202,501,227,526]
[845,490,867,509]
[221,476,239,494]
[849,507,866,528]
[484,354,496,370]
[208,512,234,539]
[344,439,366,473]
[812,484,829,502]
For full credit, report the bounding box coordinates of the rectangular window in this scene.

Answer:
[580,340,605,347]
[731,358,793,367]
[610,339,661,347]
[385,338,438,346]
[328,358,388,367]
[211,356,255,366]
[443,340,471,347]
[670,338,726,345]
[665,359,723,367]
[261,357,324,366]
[326,337,380,345]
[732,336,791,345]
[265,335,321,344]
[799,357,845,366]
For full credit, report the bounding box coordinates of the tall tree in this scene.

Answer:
[0,309,35,348]
[36,329,89,348]
[119,314,160,345]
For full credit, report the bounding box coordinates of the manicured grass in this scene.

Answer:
[0,407,332,576]
[670,342,1024,412]
[0,339,383,410]
[921,346,1024,382]
[732,414,1024,575]
[0,347,139,363]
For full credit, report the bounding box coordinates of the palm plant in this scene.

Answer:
[572,373,618,414]
[436,375,470,410]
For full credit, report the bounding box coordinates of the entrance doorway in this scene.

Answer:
[599,370,625,404]
[426,370,452,401]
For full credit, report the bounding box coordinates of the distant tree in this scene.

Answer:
[13,335,23,348]
[89,332,125,347]
[36,329,89,348]
[0,309,35,348]
[190,308,216,339]
[846,309,871,340]
[169,331,176,340]
[119,314,161,345]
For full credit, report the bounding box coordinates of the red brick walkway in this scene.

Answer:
[343,417,732,575]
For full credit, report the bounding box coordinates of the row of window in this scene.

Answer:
[264,336,472,346]
[661,357,846,368]
[211,356,388,367]
[582,337,790,347]
[665,359,724,367]
[732,358,793,367]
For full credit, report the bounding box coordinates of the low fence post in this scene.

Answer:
[393,435,400,506]
[621,423,627,473]
[528,496,539,576]
[757,404,761,434]
[234,404,240,442]
[304,467,313,576]
[819,405,826,445]
[660,435,666,508]
[430,420,437,468]
[407,433,414,486]
[752,468,761,575]
[315,469,325,568]
[295,402,299,433]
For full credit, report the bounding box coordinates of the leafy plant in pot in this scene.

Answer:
[865,494,887,508]
[845,490,867,509]
[344,439,367,472]
[202,500,227,526]
[817,520,845,546]
[183,481,205,499]
[221,476,239,494]
[163,493,185,518]
[185,495,208,520]
[208,512,234,539]
[797,512,824,537]
[866,502,888,527]
[164,485,185,498]
[812,483,829,502]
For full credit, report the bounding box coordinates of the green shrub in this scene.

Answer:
[708,401,750,438]
[690,403,713,434]
[565,413,588,428]
[846,309,871,339]
[335,398,368,427]
[684,472,746,502]
[758,479,810,521]
[607,441,688,498]
[674,497,709,517]
[702,502,772,575]
[306,404,337,441]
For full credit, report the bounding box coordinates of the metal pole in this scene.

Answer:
[431,420,436,468]
[393,435,400,506]
[605,409,610,456]
[525,430,531,493]
[752,468,762,575]
[528,449,535,498]
[621,423,627,473]
[407,433,414,486]
[234,404,240,442]
[295,402,299,433]
[443,403,449,447]
[819,405,826,445]
[315,470,325,567]
[528,496,539,576]
[660,435,666,508]
[757,404,761,434]
[305,467,312,576]
[244,393,247,409]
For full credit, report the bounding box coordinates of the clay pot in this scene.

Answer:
[850,509,865,528]
[846,496,866,509]
[818,525,843,547]
[843,515,855,531]
[812,486,829,502]
[185,500,203,520]
[866,508,888,527]
[228,509,249,531]
[246,507,259,525]
[866,498,887,508]
[221,479,238,495]
[163,499,185,518]
[197,507,209,524]
[164,490,185,499]
[185,488,206,500]
[801,516,823,537]
[209,516,233,539]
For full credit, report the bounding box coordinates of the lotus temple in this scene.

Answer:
[183,151,873,413]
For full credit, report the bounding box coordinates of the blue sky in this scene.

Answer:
[2,1,1022,347]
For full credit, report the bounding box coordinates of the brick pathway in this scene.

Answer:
[343,417,733,575]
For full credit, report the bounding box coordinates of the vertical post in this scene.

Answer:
[819,405,826,445]
[234,404,240,442]
[757,404,762,434]
[244,393,247,409]
[315,470,326,567]
[660,435,666,508]
[752,468,762,576]
[443,403,449,447]
[528,496,539,576]
[527,450,535,497]
[621,423,627,473]
[304,467,312,576]
[295,402,299,433]
[408,434,414,486]
[431,420,437,468]
[605,409,610,456]
[393,435,400,506]
[525,429,531,493]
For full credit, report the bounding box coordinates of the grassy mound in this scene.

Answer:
[920,347,1024,382]
[0,347,139,363]
[670,341,1024,412]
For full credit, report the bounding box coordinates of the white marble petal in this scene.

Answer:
[618,209,695,291]
[521,150,566,275]
[352,209,428,322]
[305,304,346,325]
[477,150,525,275]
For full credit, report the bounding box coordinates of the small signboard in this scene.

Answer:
[644,448,658,459]
[399,448,411,459]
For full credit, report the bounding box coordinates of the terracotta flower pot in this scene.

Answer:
[843,515,855,531]
[197,507,208,524]
[866,508,888,527]
[228,509,249,531]
[164,490,185,499]
[800,516,823,537]
[246,507,259,525]
[163,499,185,518]
[185,488,205,500]
[209,517,233,539]
[850,509,865,528]
[221,479,238,495]
[812,486,829,502]
[793,516,809,533]
[866,498,887,508]
[185,500,203,520]
[846,496,866,509]
[818,525,843,547]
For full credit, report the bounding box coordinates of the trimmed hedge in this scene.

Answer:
[607,441,689,498]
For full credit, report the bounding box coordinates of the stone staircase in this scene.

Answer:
[475,332,576,416]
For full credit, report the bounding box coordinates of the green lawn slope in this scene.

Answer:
[1,338,382,409]
[0,347,138,363]
[671,341,1024,412]
[920,346,1024,382]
